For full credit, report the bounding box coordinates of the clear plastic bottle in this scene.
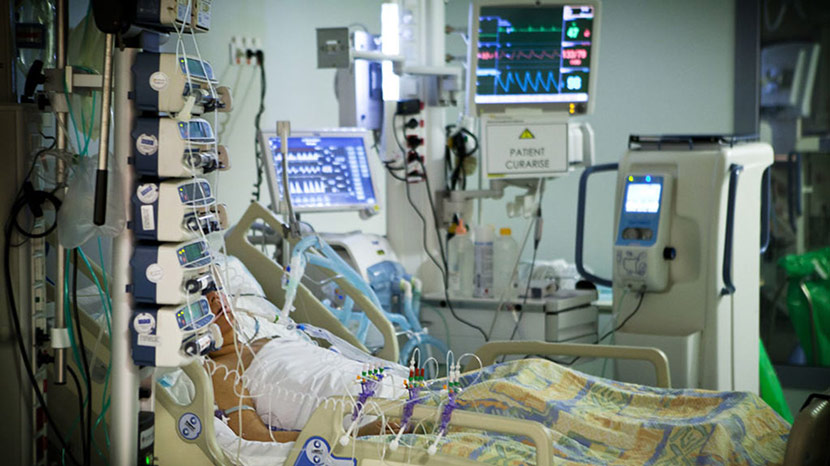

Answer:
[493,227,519,300]
[447,220,474,297]
[473,224,495,298]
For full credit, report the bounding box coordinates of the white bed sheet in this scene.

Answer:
[214,418,294,466]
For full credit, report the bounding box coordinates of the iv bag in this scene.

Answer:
[58,155,126,249]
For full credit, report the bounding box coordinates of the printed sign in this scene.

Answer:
[484,120,568,178]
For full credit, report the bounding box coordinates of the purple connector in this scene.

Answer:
[400,386,423,428]
[352,379,378,420]
[438,391,458,434]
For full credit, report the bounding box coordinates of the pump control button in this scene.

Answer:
[622,228,640,240]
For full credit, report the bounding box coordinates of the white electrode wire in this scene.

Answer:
[444,350,455,376]
[485,179,544,340]
[764,0,787,31]
[422,357,439,379]
[174,17,256,454]
[485,212,535,340]
[174,5,251,386]
[410,347,422,368]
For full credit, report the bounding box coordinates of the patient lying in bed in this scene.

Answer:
[207,257,791,465]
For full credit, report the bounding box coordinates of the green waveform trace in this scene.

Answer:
[501,25,562,34]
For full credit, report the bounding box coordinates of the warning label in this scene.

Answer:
[484,121,568,178]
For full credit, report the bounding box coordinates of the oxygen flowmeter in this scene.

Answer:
[130,297,223,367]
[133,118,229,178]
[131,239,215,305]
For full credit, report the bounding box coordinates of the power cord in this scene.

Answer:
[390,110,489,341]
[509,237,540,341]
[251,50,267,202]
[65,365,88,465]
[4,151,81,465]
[413,160,489,342]
[598,292,645,342]
[72,248,93,466]
[505,180,545,342]
[445,125,478,191]
[560,291,645,367]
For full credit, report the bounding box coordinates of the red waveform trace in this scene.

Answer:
[477,50,561,61]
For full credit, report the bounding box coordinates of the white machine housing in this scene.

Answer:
[133,178,228,242]
[133,53,231,115]
[258,128,381,215]
[482,113,596,179]
[468,1,600,181]
[611,138,773,393]
[465,0,601,116]
[613,172,674,291]
[133,117,229,178]
[131,239,215,305]
[320,232,399,281]
[131,298,222,367]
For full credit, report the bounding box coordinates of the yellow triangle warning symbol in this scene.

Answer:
[519,128,535,140]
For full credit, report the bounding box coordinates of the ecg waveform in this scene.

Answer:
[475,5,593,104]
[477,50,560,61]
[495,71,561,94]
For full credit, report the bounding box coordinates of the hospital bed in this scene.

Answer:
[51,202,830,465]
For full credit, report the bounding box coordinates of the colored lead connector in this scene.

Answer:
[392,366,427,451]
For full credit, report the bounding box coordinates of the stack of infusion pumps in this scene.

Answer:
[126,2,232,368]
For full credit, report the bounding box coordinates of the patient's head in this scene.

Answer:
[206,290,236,355]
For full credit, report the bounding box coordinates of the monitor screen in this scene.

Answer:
[624,182,662,214]
[267,135,377,212]
[474,4,594,105]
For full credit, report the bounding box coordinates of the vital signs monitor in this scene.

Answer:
[259,129,380,213]
[467,1,599,114]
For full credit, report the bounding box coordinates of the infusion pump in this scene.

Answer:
[133,53,231,115]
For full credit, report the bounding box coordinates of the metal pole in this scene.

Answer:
[109,46,140,466]
[93,34,114,225]
[53,0,67,386]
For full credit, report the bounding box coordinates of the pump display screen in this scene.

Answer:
[624,183,662,213]
[178,120,213,141]
[176,241,210,266]
[177,180,213,205]
[179,57,215,81]
[474,5,594,105]
[268,136,377,212]
[176,299,211,330]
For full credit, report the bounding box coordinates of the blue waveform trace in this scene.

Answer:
[480,16,512,27]
[494,70,561,94]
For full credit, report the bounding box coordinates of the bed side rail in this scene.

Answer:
[468,341,672,389]
[288,396,553,466]
[154,361,231,465]
[225,202,400,362]
[784,389,830,466]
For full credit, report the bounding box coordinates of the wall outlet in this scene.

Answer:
[229,36,263,65]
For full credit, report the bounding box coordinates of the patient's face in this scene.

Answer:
[206,291,234,341]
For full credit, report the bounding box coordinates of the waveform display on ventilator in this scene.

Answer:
[475,5,594,105]
[268,136,376,211]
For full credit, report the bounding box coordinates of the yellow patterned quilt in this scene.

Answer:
[380,359,790,465]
